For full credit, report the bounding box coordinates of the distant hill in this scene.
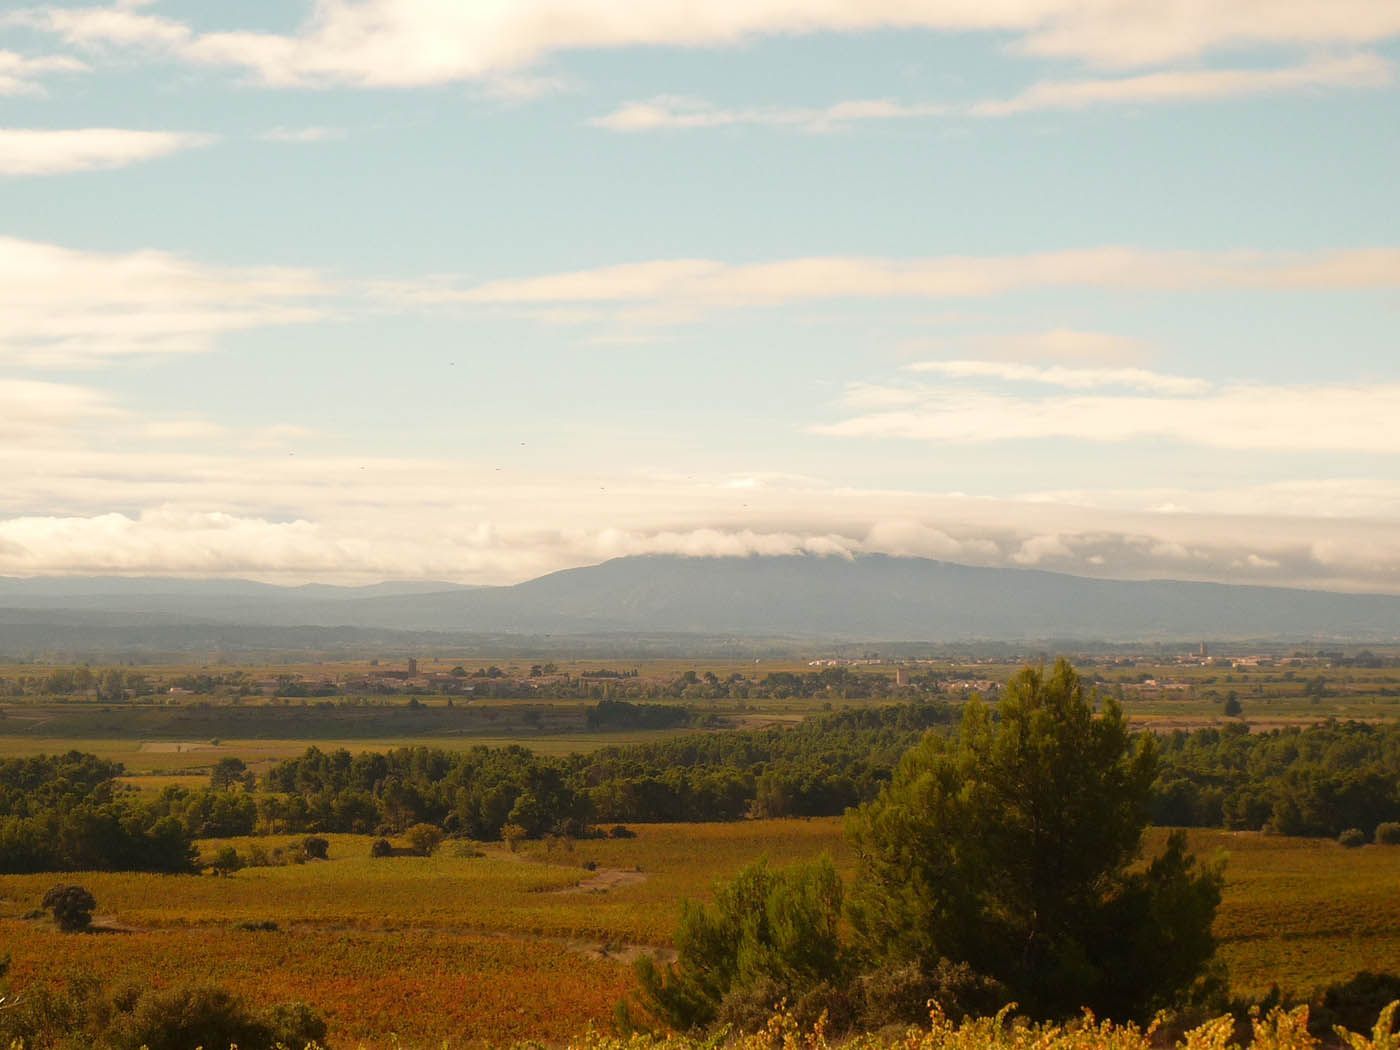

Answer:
[1,555,1398,647]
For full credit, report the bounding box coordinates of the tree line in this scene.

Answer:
[3,696,1399,874]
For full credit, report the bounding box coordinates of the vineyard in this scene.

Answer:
[2,822,1398,1046]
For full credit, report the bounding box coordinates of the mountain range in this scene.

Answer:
[1,555,1398,651]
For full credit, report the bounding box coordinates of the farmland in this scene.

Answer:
[1,651,1397,786]
[1,653,1398,1046]
[2,822,1399,1046]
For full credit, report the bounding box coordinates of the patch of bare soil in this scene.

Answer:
[572,940,676,965]
[88,915,145,934]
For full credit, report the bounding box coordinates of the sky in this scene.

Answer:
[1,0,1398,592]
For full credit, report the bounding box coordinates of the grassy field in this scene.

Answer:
[2,822,1397,1047]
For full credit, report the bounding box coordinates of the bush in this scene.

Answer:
[1311,971,1400,1034]
[1338,828,1368,848]
[369,837,393,858]
[302,835,330,860]
[855,960,1007,1029]
[1375,822,1400,845]
[209,845,244,876]
[234,919,279,932]
[42,884,96,932]
[104,983,327,1050]
[633,856,847,1031]
[608,825,637,839]
[405,823,444,856]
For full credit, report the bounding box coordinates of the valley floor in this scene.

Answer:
[2,823,1398,1047]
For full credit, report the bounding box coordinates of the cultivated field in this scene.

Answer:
[2,822,1397,1047]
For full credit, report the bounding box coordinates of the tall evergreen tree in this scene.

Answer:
[846,658,1223,1020]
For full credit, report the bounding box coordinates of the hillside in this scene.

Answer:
[2,555,1399,643]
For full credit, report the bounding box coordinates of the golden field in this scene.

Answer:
[2,822,1398,1047]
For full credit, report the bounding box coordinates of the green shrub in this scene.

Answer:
[104,983,327,1050]
[302,835,330,860]
[1374,822,1400,845]
[42,884,96,932]
[1311,971,1400,1034]
[405,823,444,856]
[369,837,393,858]
[1338,828,1368,848]
[633,856,847,1032]
[209,845,245,876]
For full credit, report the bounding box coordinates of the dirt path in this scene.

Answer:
[551,867,648,895]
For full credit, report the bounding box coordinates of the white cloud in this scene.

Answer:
[445,249,1400,326]
[0,236,330,366]
[819,376,1400,453]
[19,1,1400,87]
[975,329,1149,365]
[259,125,344,143]
[907,360,1210,395]
[2,458,1400,592]
[0,127,213,176]
[594,53,1392,131]
[974,51,1391,114]
[0,392,1398,590]
[0,378,114,441]
[590,95,952,133]
[0,48,85,95]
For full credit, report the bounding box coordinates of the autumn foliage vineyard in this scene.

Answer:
[2,823,1400,1046]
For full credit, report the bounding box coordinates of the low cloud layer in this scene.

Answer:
[1,433,1398,593]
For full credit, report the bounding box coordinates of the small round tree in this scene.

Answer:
[42,884,96,932]
[369,837,394,858]
[406,823,444,857]
[302,835,330,861]
[210,846,245,877]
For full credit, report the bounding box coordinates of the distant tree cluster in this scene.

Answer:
[0,753,199,874]
[1152,720,1400,838]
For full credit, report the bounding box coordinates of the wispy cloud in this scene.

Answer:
[16,1,1400,88]
[0,48,85,95]
[591,95,951,133]
[593,54,1391,132]
[819,373,1400,453]
[444,249,1400,326]
[906,360,1210,395]
[259,125,344,143]
[0,236,329,366]
[0,377,114,441]
[0,127,213,175]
